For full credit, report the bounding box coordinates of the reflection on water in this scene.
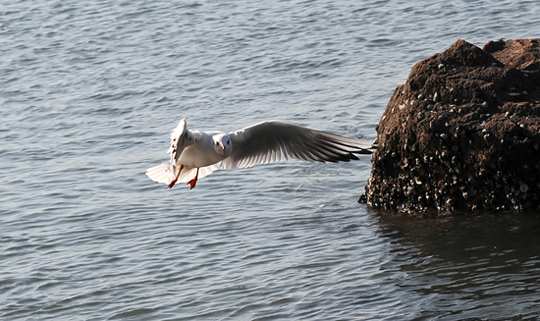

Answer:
[374,210,540,320]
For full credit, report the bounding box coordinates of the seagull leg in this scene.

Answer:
[168,165,184,189]
[187,167,199,190]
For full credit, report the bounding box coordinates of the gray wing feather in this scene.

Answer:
[167,118,197,172]
[220,121,373,169]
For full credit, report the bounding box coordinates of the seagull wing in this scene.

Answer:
[167,118,196,163]
[220,121,373,169]
[146,118,198,185]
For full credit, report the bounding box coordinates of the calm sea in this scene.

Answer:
[2,0,540,320]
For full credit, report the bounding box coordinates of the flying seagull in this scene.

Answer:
[146,118,374,189]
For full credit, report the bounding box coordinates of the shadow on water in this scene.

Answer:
[371,209,540,320]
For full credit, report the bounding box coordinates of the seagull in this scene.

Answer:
[146,118,374,189]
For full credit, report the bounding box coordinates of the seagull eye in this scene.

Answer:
[227,140,230,145]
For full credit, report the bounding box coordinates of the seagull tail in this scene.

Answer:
[146,162,175,185]
[176,165,219,183]
[146,162,220,187]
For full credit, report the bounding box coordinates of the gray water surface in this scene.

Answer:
[2,0,540,320]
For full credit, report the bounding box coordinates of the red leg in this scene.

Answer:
[187,168,199,190]
[168,165,184,189]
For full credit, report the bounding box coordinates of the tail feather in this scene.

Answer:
[146,162,175,185]
[175,165,218,183]
[146,162,219,187]
[193,165,219,181]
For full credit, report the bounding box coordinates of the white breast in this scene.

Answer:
[178,135,227,167]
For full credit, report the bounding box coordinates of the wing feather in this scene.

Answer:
[221,121,373,169]
[146,118,200,186]
[166,118,198,175]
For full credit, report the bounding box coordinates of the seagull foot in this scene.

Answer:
[168,165,184,189]
[187,178,197,190]
[187,167,200,190]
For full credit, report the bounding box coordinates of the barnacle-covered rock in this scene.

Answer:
[362,39,540,213]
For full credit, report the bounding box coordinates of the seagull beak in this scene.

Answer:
[221,145,226,151]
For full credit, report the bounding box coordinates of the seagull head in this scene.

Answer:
[213,134,232,156]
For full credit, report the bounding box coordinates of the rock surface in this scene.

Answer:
[362,39,540,213]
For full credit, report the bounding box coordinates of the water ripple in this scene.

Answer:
[2,0,540,320]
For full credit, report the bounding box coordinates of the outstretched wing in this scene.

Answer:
[146,118,198,185]
[220,121,374,169]
[168,118,190,163]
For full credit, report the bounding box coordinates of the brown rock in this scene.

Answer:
[362,39,540,213]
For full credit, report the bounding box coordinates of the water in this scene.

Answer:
[2,0,540,320]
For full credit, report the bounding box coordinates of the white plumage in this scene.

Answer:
[146,118,374,189]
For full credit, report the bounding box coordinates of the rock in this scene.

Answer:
[361,39,540,213]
